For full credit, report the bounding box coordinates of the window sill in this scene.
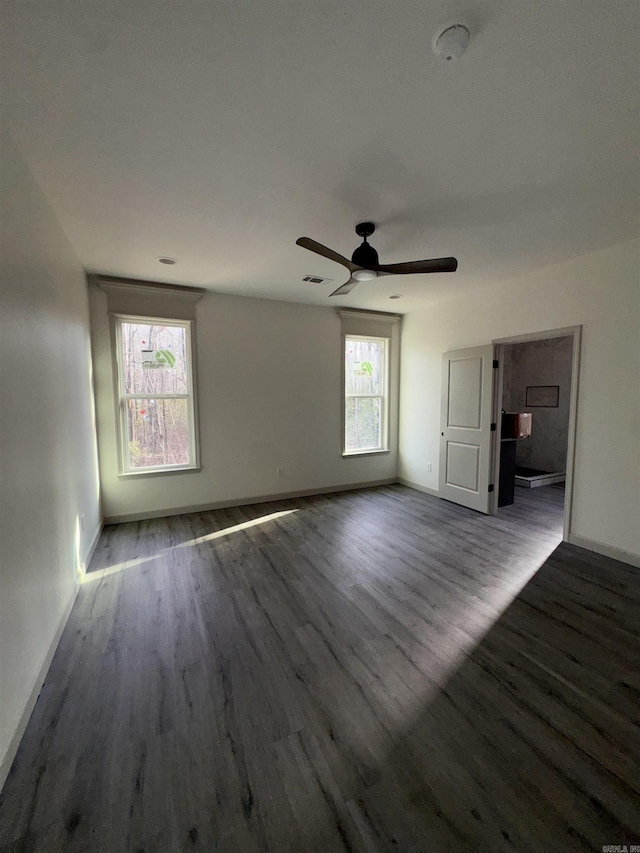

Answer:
[342,449,391,458]
[118,466,202,479]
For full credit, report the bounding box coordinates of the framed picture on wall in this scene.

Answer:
[526,385,559,407]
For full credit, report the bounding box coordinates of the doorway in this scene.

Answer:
[491,327,581,540]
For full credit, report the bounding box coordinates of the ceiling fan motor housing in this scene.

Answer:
[352,241,379,267]
[352,222,378,267]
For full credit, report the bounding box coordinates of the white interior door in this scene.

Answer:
[439,345,495,513]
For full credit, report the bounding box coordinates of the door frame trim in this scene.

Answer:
[490,325,582,542]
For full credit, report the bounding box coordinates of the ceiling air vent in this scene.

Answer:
[303,275,331,283]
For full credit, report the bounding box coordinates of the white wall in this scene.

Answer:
[0,136,101,783]
[399,238,640,561]
[90,287,400,521]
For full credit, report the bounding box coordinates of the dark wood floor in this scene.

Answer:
[1,485,639,852]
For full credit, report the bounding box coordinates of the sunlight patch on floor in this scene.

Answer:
[176,509,299,548]
[82,508,299,582]
[82,554,160,583]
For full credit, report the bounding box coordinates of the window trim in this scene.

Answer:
[112,313,200,475]
[343,333,390,456]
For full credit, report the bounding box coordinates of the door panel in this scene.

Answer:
[439,345,495,513]
[447,358,483,428]
[446,442,480,491]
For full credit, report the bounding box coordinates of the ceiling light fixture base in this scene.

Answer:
[355,222,375,239]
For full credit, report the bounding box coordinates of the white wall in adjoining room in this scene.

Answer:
[0,136,101,784]
[399,238,640,561]
[89,287,400,522]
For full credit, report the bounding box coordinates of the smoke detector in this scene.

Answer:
[433,24,470,61]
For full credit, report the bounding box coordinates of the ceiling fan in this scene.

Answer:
[296,222,458,297]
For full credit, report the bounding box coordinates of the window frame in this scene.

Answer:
[113,314,200,476]
[343,334,390,456]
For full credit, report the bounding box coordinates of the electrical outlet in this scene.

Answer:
[276,467,284,478]
[427,464,432,473]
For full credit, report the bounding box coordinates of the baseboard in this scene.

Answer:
[103,479,398,524]
[0,582,79,793]
[567,533,640,568]
[397,478,440,498]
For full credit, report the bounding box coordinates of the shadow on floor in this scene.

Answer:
[337,543,640,852]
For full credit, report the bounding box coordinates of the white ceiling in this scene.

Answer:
[3,0,639,312]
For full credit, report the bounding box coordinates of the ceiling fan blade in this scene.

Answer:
[329,277,358,297]
[296,237,355,271]
[375,257,458,275]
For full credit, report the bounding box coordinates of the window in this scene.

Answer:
[114,316,198,473]
[344,335,389,454]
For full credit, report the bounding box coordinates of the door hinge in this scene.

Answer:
[493,359,499,369]
[491,422,496,431]
[488,483,495,492]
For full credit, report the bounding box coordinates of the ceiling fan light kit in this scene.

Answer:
[296,222,458,298]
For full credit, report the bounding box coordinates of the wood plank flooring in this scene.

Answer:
[1,484,639,852]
